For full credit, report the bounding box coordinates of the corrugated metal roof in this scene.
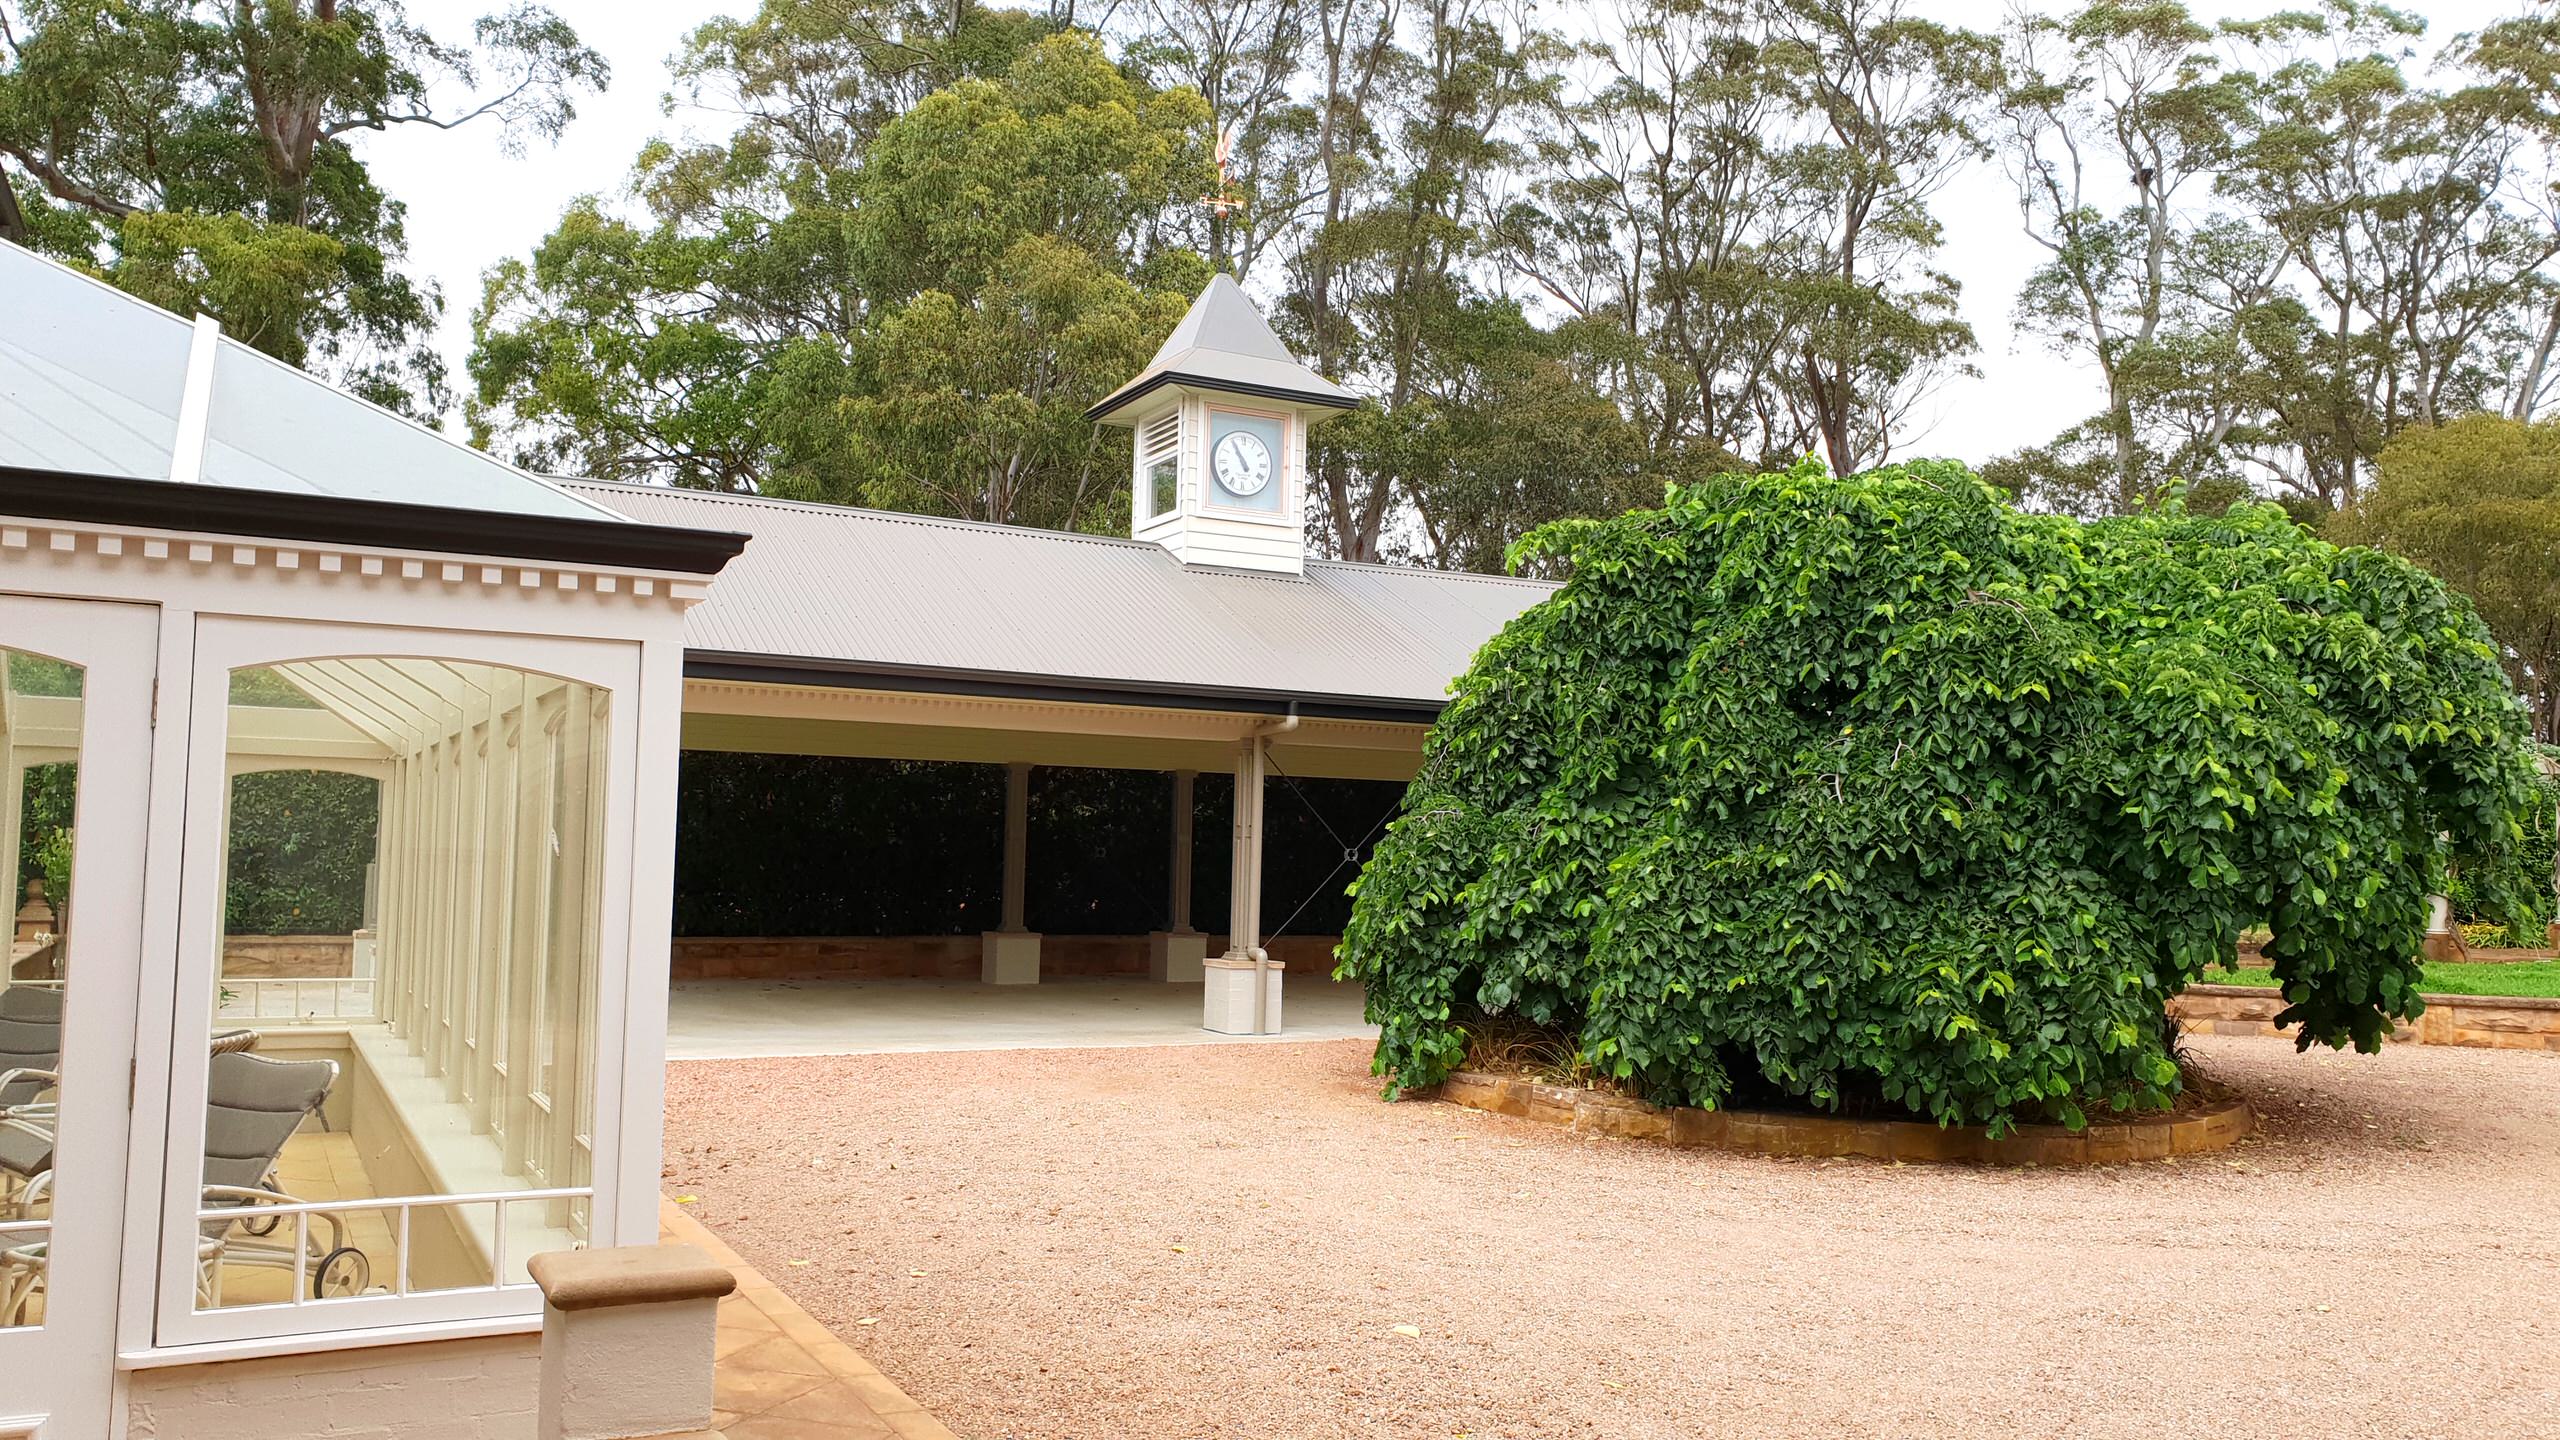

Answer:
[559,480,1555,712]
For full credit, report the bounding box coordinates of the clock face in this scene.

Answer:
[1212,430,1274,498]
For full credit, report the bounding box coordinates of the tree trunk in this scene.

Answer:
[0,168,27,246]
[2516,297,2560,422]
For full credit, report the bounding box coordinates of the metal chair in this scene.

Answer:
[0,987,65,1217]
[198,1051,371,1302]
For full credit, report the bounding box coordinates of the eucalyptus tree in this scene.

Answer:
[1289,0,1566,561]
[0,0,606,411]
[1989,1,2560,515]
[2459,8,2560,423]
[469,0,1055,490]
[2218,4,2560,507]
[472,14,1212,526]
[1121,0,1315,276]
[1996,1,2256,513]
[1506,0,1810,463]
[1498,1,1992,476]
[1762,0,1996,475]
[831,31,1213,525]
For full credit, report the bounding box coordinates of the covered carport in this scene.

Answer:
[561,478,1556,1049]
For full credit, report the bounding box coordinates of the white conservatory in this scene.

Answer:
[0,240,742,1435]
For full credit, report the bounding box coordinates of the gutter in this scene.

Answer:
[1085,370,1361,423]
[682,652,1448,725]
[0,465,749,576]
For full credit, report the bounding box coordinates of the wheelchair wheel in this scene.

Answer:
[313,1245,370,1299]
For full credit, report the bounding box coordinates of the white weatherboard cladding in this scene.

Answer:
[1097,278,1354,577]
[561,481,1556,709]
[1123,393,1309,577]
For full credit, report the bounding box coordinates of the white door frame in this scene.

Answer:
[0,594,156,1438]
[150,615,645,1349]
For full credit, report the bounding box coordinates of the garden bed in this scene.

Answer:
[1430,1070,2254,1166]
[2174,984,2560,1052]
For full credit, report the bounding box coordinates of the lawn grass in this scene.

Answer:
[2200,961,2560,1000]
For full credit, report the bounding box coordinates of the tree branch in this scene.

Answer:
[0,144,139,219]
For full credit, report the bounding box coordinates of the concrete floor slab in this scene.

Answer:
[665,975,1376,1060]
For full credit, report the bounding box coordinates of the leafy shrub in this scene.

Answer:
[2458,923,2511,950]
[2446,750,2557,936]
[1339,460,2541,1131]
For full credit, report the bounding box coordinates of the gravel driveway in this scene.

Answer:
[662,1035,2559,1440]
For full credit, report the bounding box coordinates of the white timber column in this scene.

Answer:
[1204,737,1283,1034]
[1149,768,1207,982]
[2422,892,2462,960]
[981,760,1042,984]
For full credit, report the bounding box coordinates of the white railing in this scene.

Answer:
[196,1183,592,1307]
[215,977,378,1024]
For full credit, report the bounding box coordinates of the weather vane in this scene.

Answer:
[1203,123,1244,217]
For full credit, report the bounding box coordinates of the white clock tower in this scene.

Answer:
[1088,274,1356,577]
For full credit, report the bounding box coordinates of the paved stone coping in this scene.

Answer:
[1435,1071,2255,1165]
[530,1241,739,1311]
[2185,983,2560,1011]
[2175,985,2560,1052]
[661,1197,962,1440]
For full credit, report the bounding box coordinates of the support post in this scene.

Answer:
[2422,892,2466,962]
[1149,769,1206,982]
[981,760,1041,984]
[1204,737,1283,1034]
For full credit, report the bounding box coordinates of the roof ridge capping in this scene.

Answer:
[557,478,1559,589]
[551,477,1176,553]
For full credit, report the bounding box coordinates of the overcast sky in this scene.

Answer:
[358,0,2521,471]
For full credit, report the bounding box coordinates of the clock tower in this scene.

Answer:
[1088,274,1356,577]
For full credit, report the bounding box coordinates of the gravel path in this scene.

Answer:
[663,1035,2560,1440]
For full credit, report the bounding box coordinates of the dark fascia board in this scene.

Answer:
[1086,370,1362,423]
[685,652,1445,727]
[0,465,749,575]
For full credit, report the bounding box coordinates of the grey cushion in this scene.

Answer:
[0,988,63,1110]
[202,1052,334,1193]
[0,1118,50,1180]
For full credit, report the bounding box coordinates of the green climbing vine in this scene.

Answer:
[1338,460,2542,1131]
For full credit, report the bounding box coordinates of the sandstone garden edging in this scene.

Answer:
[1432,1071,2255,1166]
[2173,985,2560,1053]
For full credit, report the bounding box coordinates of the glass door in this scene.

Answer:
[154,616,640,1348]
[0,595,155,1438]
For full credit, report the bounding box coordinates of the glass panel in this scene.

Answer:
[0,244,191,480]
[1147,454,1179,519]
[0,648,85,1327]
[199,341,609,519]
[215,771,382,1025]
[197,659,606,1310]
